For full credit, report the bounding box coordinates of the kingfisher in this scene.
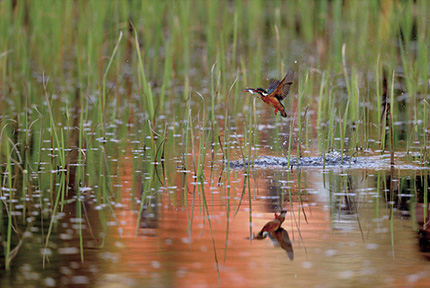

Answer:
[243,69,294,117]
[253,209,288,238]
[248,209,294,260]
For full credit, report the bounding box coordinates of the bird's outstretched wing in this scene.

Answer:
[271,69,294,101]
[267,79,281,94]
[273,228,294,261]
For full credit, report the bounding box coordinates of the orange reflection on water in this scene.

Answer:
[95,153,430,287]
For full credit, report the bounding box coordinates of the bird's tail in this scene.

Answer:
[280,110,287,118]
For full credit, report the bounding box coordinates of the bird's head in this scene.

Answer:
[243,88,269,97]
[275,209,288,219]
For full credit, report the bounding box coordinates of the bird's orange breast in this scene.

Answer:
[260,219,282,233]
[260,96,285,111]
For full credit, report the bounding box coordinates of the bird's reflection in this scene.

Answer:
[249,210,294,261]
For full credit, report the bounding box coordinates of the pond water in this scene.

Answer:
[1,147,429,287]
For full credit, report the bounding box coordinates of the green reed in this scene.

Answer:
[424,172,429,223]
[296,70,309,159]
[192,99,220,281]
[181,97,192,241]
[389,168,395,258]
[132,23,155,121]
[222,77,239,262]
[316,71,327,151]
[417,0,429,163]
[3,135,13,270]
[340,45,352,156]
[423,100,430,163]
[327,85,336,152]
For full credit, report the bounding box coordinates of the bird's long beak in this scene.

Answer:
[242,89,255,94]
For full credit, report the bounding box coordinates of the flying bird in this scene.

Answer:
[243,69,294,117]
[248,210,294,260]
